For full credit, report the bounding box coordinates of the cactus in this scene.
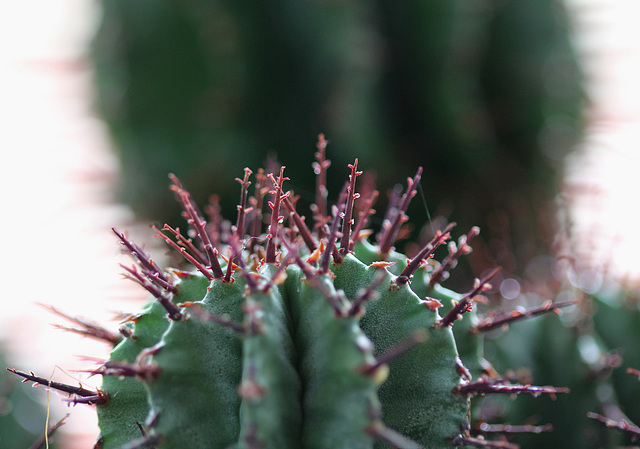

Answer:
[8,138,573,449]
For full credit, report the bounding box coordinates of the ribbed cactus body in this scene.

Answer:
[333,254,468,447]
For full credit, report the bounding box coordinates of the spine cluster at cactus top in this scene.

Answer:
[8,136,573,449]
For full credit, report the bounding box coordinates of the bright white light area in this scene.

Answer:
[564,0,640,288]
[0,1,151,447]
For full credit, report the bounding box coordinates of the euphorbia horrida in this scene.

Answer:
[8,135,571,449]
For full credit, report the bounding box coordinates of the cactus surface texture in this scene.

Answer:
[8,138,572,449]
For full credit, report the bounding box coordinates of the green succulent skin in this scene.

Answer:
[333,254,468,448]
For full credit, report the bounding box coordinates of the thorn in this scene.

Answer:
[321,184,347,270]
[136,421,147,437]
[312,133,331,237]
[75,355,108,366]
[64,394,110,406]
[117,434,164,449]
[120,264,183,321]
[339,159,362,257]
[369,261,394,269]
[153,225,216,281]
[6,368,107,405]
[314,277,350,318]
[471,300,576,333]
[424,298,443,311]
[183,302,245,335]
[92,360,160,381]
[366,421,423,449]
[112,228,173,288]
[241,422,266,449]
[306,240,325,264]
[50,323,121,346]
[453,376,570,398]
[378,184,403,246]
[169,174,224,278]
[223,247,236,284]
[282,196,317,252]
[451,434,520,449]
[282,236,348,317]
[157,224,207,269]
[396,222,456,285]
[378,168,423,258]
[269,261,289,287]
[437,267,501,328]
[228,236,259,291]
[247,169,268,253]
[204,194,223,249]
[234,167,253,242]
[265,167,289,264]
[280,237,317,281]
[627,367,640,380]
[428,226,480,289]
[477,423,554,434]
[350,189,378,250]
[360,330,428,376]
[237,364,267,401]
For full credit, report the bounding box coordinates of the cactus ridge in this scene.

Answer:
[8,136,573,449]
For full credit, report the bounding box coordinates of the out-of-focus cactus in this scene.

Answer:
[464,264,640,449]
[92,0,393,224]
[479,309,624,448]
[589,289,640,443]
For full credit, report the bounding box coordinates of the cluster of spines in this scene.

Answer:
[586,367,640,443]
[7,136,576,449]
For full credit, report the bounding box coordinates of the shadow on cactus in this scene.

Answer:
[8,136,574,448]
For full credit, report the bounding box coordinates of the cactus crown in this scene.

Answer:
[8,135,572,449]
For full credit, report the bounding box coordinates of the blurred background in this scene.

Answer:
[1,0,639,447]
